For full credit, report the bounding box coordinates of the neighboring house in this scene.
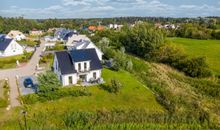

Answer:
[109,24,123,30]
[67,40,103,61]
[88,26,97,31]
[29,29,43,36]
[65,34,103,60]
[53,48,102,86]
[66,34,90,45]
[54,28,78,42]
[7,30,26,41]
[44,36,57,42]
[0,35,24,57]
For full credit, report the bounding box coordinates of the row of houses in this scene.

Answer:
[0,29,43,57]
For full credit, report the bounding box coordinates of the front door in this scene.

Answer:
[68,76,73,85]
[79,75,87,82]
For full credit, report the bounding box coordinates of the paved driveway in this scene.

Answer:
[0,40,46,107]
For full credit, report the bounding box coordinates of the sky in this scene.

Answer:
[0,0,220,19]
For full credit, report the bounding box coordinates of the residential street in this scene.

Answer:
[0,40,45,107]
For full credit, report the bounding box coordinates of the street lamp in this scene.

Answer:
[21,110,28,130]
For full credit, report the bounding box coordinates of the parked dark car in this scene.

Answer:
[23,78,34,88]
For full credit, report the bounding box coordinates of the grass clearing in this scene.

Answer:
[168,37,220,75]
[0,68,164,129]
[28,68,164,113]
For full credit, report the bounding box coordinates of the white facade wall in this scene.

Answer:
[62,74,78,86]
[74,61,90,72]
[15,34,26,41]
[53,54,102,86]
[86,70,101,81]
[0,40,24,57]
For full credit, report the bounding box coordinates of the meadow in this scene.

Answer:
[168,37,220,75]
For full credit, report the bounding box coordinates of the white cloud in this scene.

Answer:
[0,0,220,18]
[62,0,90,6]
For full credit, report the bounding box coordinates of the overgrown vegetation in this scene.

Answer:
[37,71,61,93]
[100,78,123,93]
[91,23,212,78]
[21,87,91,104]
[0,80,9,108]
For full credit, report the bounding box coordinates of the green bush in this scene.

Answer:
[100,79,123,94]
[38,71,61,93]
[0,98,7,108]
[21,88,91,104]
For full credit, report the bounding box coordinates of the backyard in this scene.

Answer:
[25,68,164,112]
[168,37,220,75]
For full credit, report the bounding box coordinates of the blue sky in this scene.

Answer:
[0,0,220,19]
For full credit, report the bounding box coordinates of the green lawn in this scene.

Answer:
[0,52,33,69]
[29,69,164,113]
[17,40,39,47]
[0,68,164,129]
[168,37,220,75]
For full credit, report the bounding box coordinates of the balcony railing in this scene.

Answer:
[77,68,90,73]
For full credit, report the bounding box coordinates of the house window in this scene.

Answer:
[84,62,87,70]
[68,76,73,84]
[78,63,81,71]
[93,72,97,79]
[56,61,58,70]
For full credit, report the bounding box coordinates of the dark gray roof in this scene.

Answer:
[55,49,102,75]
[70,48,102,71]
[0,36,13,51]
[55,51,76,75]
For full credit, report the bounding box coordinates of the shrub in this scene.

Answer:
[0,98,7,108]
[21,88,91,104]
[101,79,123,94]
[38,71,61,93]
[111,59,120,71]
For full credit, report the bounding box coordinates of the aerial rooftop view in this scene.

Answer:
[0,0,220,129]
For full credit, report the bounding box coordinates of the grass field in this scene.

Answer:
[168,37,220,75]
[0,68,164,129]
[29,68,164,112]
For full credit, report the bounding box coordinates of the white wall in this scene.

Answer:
[74,61,90,72]
[15,34,26,41]
[53,54,102,86]
[62,74,78,86]
[0,40,24,57]
[86,70,101,81]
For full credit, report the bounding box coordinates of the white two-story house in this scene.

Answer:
[53,48,102,86]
